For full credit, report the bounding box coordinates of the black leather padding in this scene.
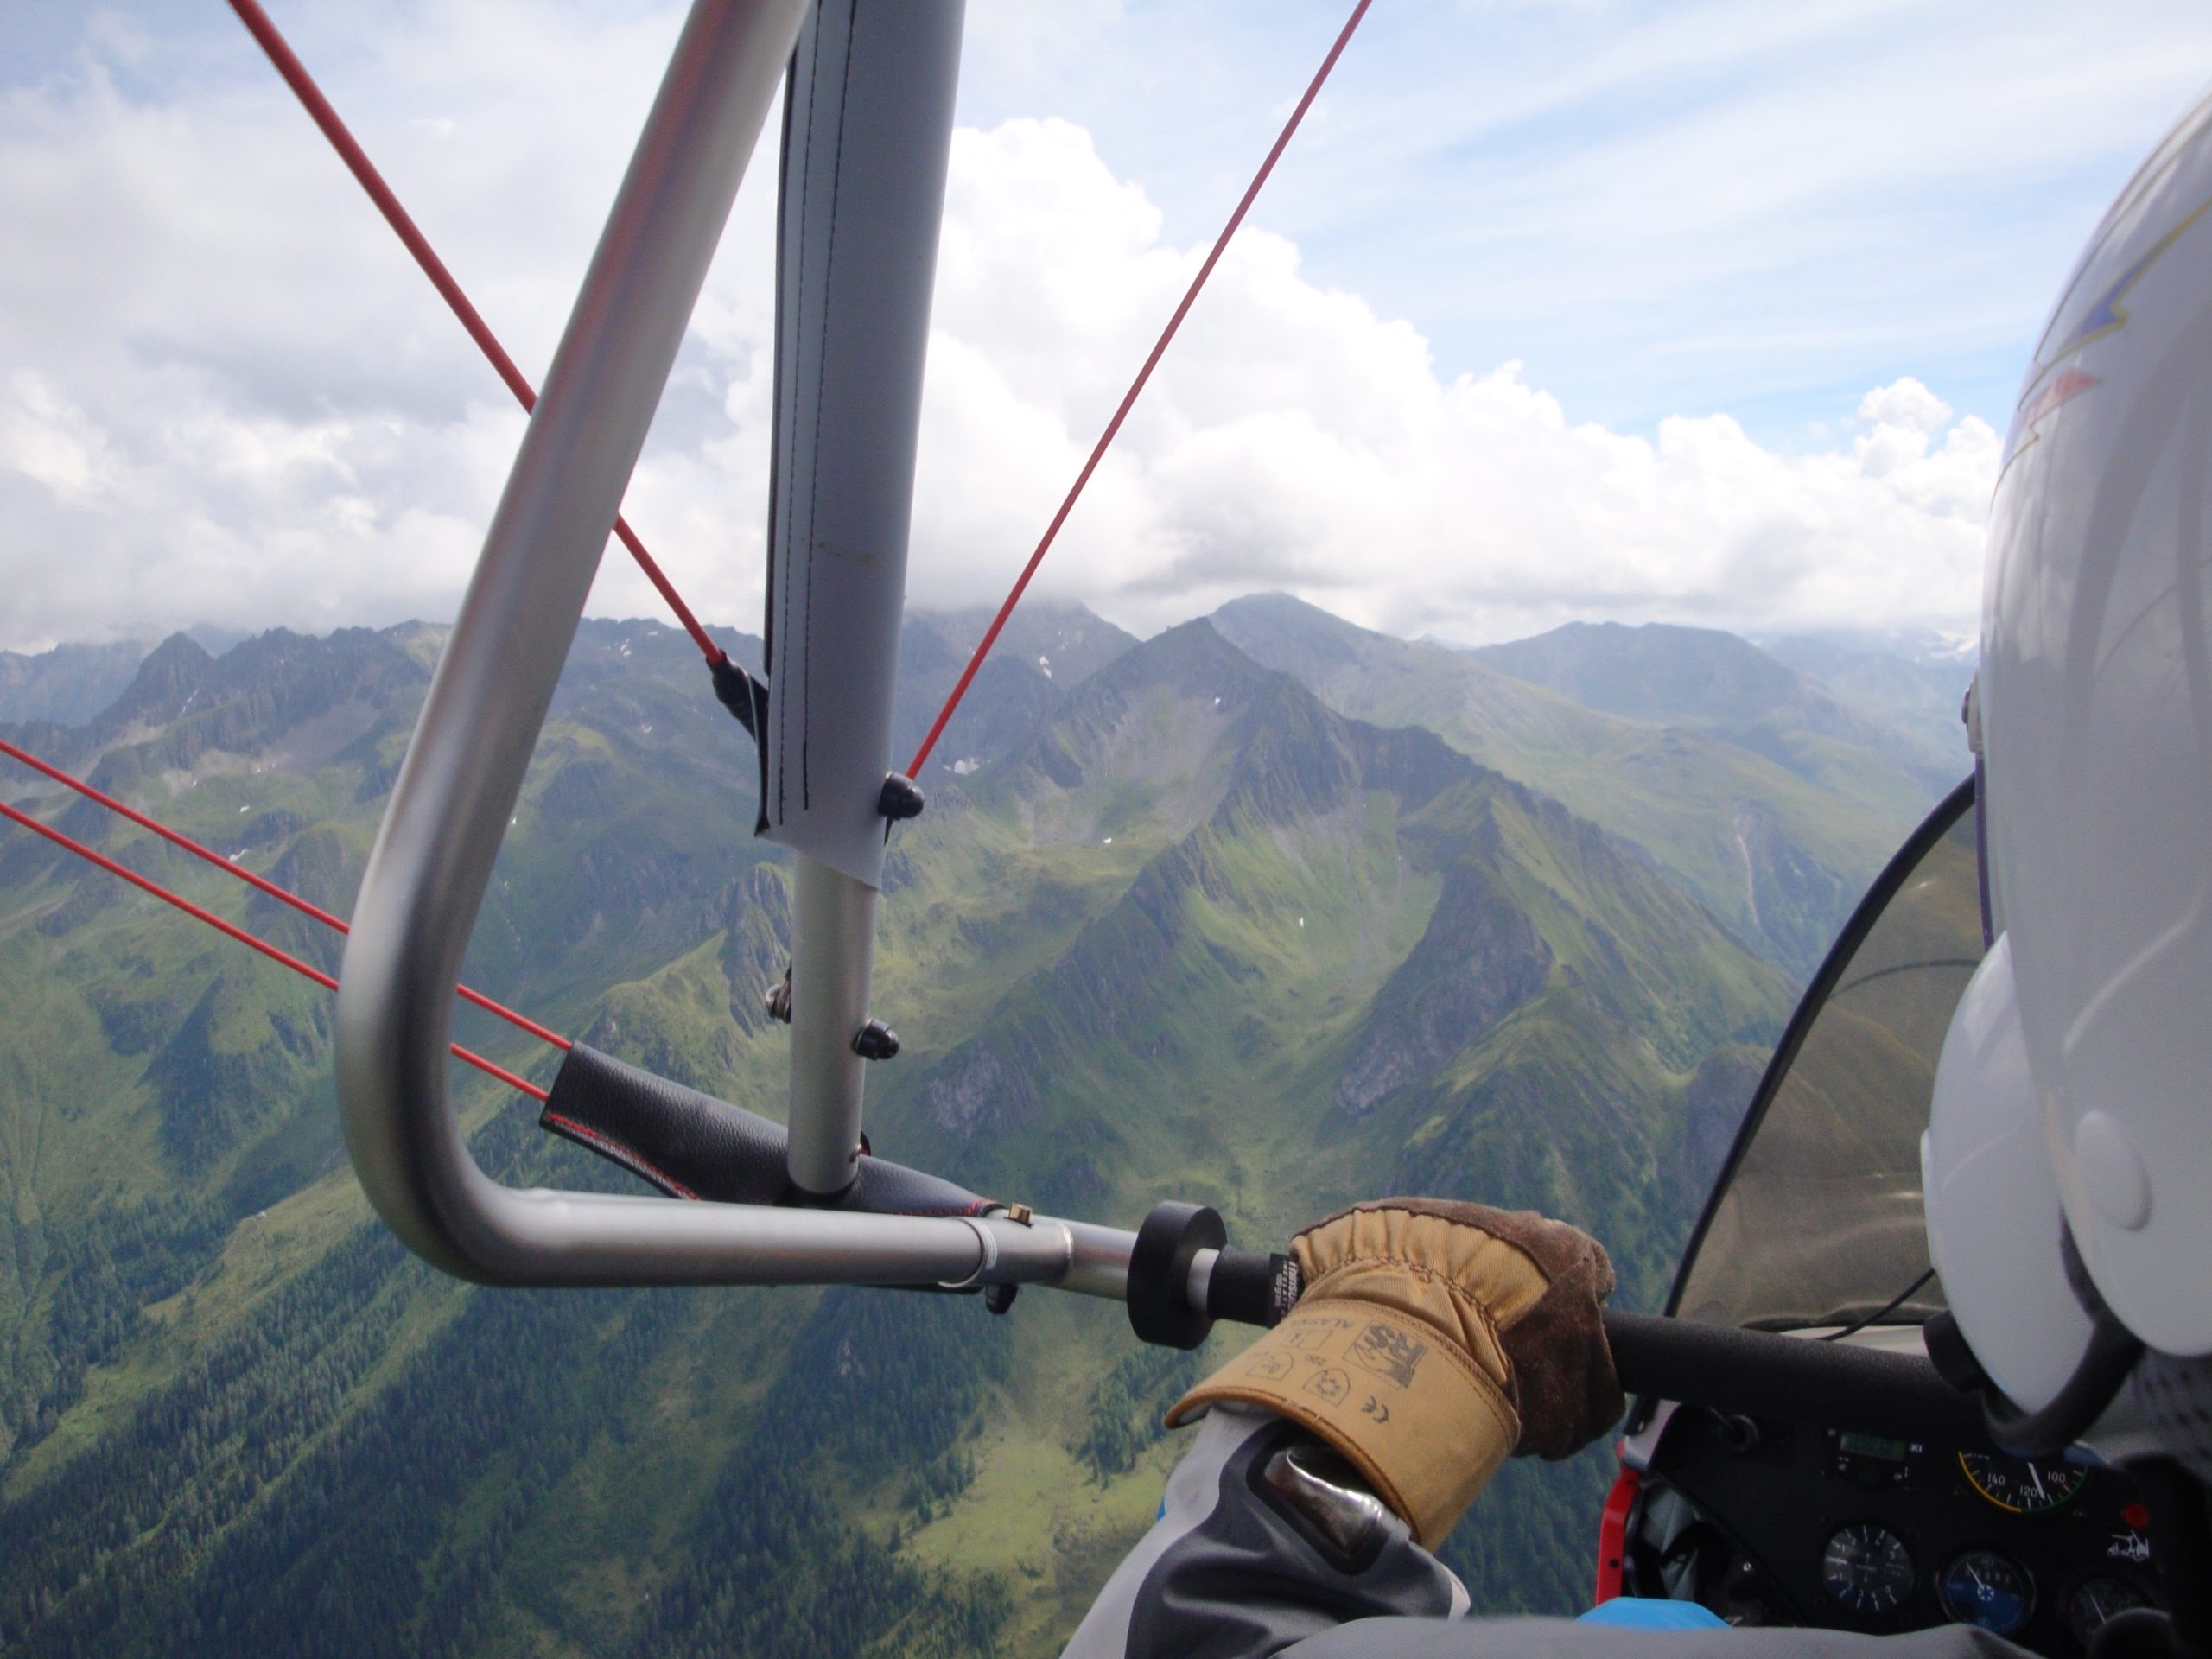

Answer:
[540,1041,998,1218]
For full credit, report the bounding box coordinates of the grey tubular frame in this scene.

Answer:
[785,857,879,1198]
[333,0,1136,1300]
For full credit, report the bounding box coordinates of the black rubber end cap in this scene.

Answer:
[1128,1200,1225,1351]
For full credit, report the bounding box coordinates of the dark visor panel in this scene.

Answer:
[1673,784,1981,1332]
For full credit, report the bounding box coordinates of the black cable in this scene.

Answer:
[1821,1267,1939,1342]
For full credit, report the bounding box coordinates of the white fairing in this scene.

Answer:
[1979,90,2212,1357]
[1923,936,2093,1410]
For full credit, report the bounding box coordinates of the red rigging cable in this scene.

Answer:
[0,736,569,1053]
[235,0,1371,776]
[906,0,1374,778]
[226,0,726,669]
[0,794,549,1103]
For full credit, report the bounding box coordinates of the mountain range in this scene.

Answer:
[0,596,1952,1656]
[1471,620,1961,795]
[0,640,153,729]
[1211,598,1960,976]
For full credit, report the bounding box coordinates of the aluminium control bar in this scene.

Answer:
[329,0,1118,1297]
[336,0,923,1288]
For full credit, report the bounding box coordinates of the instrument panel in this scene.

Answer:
[1631,1409,2159,1656]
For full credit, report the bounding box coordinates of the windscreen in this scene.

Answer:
[1671,785,1980,1332]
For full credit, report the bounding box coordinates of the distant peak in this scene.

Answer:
[1519,618,1749,648]
[1085,615,1256,688]
[143,632,216,669]
[89,632,216,734]
[1211,591,1371,634]
[909,597,1138,689]
[1207,591,1391,666]
[1477,618,1795,683]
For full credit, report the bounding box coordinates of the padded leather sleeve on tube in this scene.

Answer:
[760,0,964,886]
[540,1041,998,1218]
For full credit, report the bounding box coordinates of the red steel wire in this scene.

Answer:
[906,0,1374,777]
[226,0,727,668]
[0,737,569,1053]
[0,796,546,1102]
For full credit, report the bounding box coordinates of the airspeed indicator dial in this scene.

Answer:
[1958,1451,2087,1514]
[1822,1523,1915,1615]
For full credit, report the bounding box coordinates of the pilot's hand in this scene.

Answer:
[1166,1199,1624,1548]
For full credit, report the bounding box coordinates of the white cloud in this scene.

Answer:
[1858,378,1954,440]
[959,0,2212,437]
[1,5,2000,656]
[0,372,110,499]
[904,118,1995,644]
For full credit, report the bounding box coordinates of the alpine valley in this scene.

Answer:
[0,598,1964,1657]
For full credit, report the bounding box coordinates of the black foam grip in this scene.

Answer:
[1207,1249,1300,1329]
[540,1041,997,1219]
[1600,1309,1994,1450]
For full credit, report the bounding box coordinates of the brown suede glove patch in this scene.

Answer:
[1167,1199,1624,1548]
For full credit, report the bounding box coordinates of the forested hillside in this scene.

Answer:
[0,602,1917,1656]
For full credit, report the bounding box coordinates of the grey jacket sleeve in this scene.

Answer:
[1059,1404,1469,1659]
[1063,1407,2040,1659]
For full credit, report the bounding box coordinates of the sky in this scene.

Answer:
[2,0,2209,656]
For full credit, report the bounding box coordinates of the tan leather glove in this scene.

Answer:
[1166,1199,1624,1548]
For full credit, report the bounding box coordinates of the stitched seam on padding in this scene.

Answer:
[543,1111,702,1202]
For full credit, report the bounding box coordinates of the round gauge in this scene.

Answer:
[1822,1522,1915,1615]
[1938,1551,2034,1636]
[2068,1579,2152,1649]
[1958,1451,2088,1514]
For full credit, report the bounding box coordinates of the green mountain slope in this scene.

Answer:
[0,612,1797,1656]
[1211,593,1929,976]
[1757,630,1976,782]
[891,602,1141,789]
[1471,619,1957,801]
